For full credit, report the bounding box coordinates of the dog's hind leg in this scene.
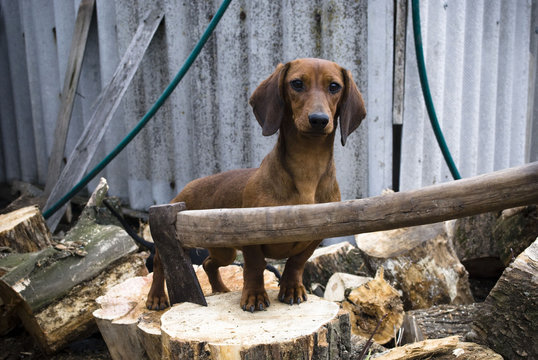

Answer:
[203,247,237,293]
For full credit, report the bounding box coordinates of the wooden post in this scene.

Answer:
[44,7,164,232]
[44,0,95,195]
[176,162,538,248]
[148,203,206,307]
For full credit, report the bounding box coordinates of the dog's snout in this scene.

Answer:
[308,112,329,130]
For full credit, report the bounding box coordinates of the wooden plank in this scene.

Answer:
[149,203,206,307]
[176,162,538,248]
[44,7,164,231]
[44,0,95,195]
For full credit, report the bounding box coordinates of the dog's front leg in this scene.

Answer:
[240,245,270,312]
[146,249,169,310]
[278,240,322,305]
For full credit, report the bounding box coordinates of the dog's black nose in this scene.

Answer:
[308,112,329,130]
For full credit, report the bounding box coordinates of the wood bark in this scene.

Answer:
[161,290,350,360]
[0,180,144,353]
[175,162,538,248]
[472,238,538,359]
[401,304,480,344]
[0,206,52,252]
[354,222,473,310]
[452,205,538,278]
[303,242,370,291]
[341,268,403,345]
[375,336,502,360]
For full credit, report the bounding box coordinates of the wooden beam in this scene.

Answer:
[44,0,95,195]
[44,7,164,231]
[176,162,538,248]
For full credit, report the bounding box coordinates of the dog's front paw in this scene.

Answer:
[146,290,169,310]
[278,281,308,305]
[240,287,270,312]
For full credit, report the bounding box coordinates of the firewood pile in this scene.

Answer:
[0,179,536,359]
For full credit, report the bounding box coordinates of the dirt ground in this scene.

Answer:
[1,326,111,360]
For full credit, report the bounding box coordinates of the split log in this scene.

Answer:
[0,206,52,252]
[0,179,145,353]
[341,268,403,345]
[323,273,371,302]
[401,304,480,344]
[160,290,350,360]
[354,222,473,310]
[94,267,280,360]
[374,336,502,360]
[303,242,369,291]
[472,237,538,360]
[0,206,52,335]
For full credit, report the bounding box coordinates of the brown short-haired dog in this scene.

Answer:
[146,58,366,312]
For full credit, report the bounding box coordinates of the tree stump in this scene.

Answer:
[0,206,52,252]
[94,266,280,360]
[161,290,350,360]
[472,237,538,359]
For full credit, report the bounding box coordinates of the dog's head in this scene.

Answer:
[249,58,366,146]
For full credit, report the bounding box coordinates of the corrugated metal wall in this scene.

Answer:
[400,0,535,191]
[0,0,395,211]
[0,0,535,211]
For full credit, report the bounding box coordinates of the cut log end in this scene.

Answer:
[161,290,350,360]
[0,206,52,252]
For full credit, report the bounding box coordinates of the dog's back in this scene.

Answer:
[172,168,256,210]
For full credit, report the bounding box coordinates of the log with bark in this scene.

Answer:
[374,336,502,360]
[160,290,350,360]
[303,241,370,291]
[400,304,480,344]
[451,205,538,278]
[354,222,473,310]
[0,206,52,253]
[341,268,403,345]
[0,178,147,353]
[0,206,53,335]
[472,237,538,359]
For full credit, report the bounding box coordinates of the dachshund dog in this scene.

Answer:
[146,58,366,312]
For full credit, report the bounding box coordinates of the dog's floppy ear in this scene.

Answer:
[339,69,366,146]
[249,63,290,136]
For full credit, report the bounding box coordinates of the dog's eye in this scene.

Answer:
[328,82,342,94]
[290,79,305,92]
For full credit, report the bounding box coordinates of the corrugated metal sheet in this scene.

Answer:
[0,0,394,211]
[400,0,534,191]
[0,0,535,212]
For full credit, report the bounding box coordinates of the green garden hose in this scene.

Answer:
[411,0,461,180]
